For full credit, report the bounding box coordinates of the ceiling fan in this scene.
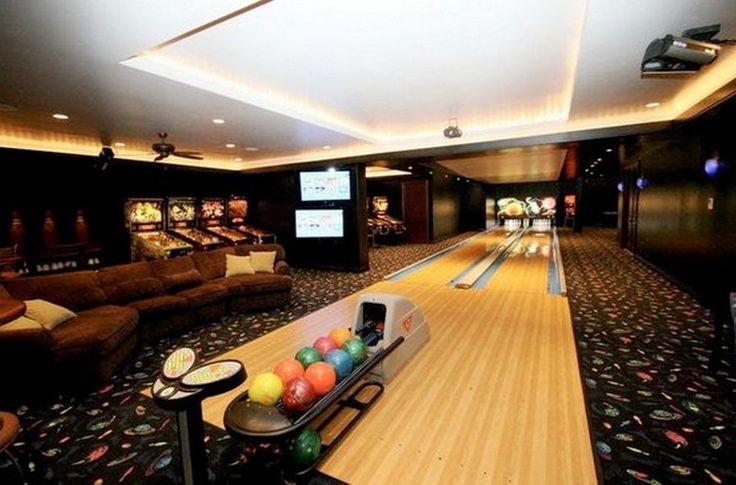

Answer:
[152,132,203,161]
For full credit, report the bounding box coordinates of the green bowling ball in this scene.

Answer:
[295,346,322,368]
[289,428,321,468]
[341,337,367,366]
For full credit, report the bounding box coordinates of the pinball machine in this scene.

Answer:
[369,196,405,241]
[166,197,225,251]
[198,197,249,245]
[125,198,192,261]
[226,196,277,244]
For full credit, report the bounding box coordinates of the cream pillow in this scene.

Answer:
[0,315,44,335]
[250,251,276,273]
[24,299,76,331]
[225,254,255,277]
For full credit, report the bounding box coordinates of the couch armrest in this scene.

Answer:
[0,324,52,346]
[274,260,291,276]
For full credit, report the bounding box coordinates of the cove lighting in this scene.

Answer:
[212,118,225,124]
[245,147,259,152]
[235,157,243,162]
[114,142,126,147]
[52,113,69,120]
[365,166,412,179]
[323,145,332,150]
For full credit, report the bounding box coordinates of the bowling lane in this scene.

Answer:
[186,280,595,484]
[397,227,512,285]
[481,229,553,294]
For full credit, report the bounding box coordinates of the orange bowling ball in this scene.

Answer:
[304,362,336,396]
[274,358,305,386]
[328,327,352,348]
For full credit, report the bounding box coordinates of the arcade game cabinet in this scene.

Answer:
[227,196,276,244]
[166,197,225,251]
[126,198,192,261]
[370,196,405,242]
[198,196,249,245]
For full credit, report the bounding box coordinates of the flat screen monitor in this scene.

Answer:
[295,209,344,238]
[299,171,351,201]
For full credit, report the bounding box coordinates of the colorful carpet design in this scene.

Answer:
[0,234,474,484]
[560,228,736,485]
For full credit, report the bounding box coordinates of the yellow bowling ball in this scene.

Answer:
[249,372,284,406]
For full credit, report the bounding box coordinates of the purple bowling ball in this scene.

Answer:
[324,349,353,381]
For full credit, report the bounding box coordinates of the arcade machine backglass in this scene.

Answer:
[199,197,249,245]
[126,198,192,260]
[370,196,405,240]
[166,197,225,251]
[227,196,276,244]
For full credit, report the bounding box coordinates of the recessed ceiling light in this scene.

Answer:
[429,171,433,175]
[322,145,332,150]
[212,118,225,124]
[327,167,336,172]
[225,143,235,148]
[644,102,660,109]
[114,142,125,147]
[408,166,413,170]
[234,157,243,162]
[606,148,613,153]
[245,147,259,152]
[52,113,69,120]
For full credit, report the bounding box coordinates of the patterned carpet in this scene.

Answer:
[560,228,736,485]
[0,233,474,484]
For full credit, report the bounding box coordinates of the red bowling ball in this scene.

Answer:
[282,377,318,414]
[313,336,337,358]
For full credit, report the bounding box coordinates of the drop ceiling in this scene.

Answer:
[0,0,735,179]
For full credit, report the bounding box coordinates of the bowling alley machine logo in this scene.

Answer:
[402,315,413,332]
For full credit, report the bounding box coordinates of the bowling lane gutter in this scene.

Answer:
[447,228,526,288]
[469,227,531,289]
[547,227,566,296]
[385,226,497,282]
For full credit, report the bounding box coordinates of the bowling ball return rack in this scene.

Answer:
[224,336,405,479]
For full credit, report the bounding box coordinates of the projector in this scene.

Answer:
[642,26,721,75]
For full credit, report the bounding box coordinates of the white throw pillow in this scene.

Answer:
[24,299,76,331]
[0,315,44,335]
[250,251,276,273]
[225,254,255,277]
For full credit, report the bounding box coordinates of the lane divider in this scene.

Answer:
[450,228,527,289]
[467,227,530,289]
[548,227,567,296]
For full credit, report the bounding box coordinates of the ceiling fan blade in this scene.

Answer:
[173,150,202,156]
[174,151,204,160]
[154,153,168,162]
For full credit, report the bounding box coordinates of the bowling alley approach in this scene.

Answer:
[1,2,736,484]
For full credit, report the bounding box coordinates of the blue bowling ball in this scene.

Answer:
[324,349,353,381]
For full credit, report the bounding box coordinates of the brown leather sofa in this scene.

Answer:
[0,244,291,387]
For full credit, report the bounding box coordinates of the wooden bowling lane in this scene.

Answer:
[481,230,553,294]
[398,228,511,285]
[182,277,595,484]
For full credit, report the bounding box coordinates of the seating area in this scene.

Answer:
[0,244,292,388]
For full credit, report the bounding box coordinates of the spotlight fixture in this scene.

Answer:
[443,118,463,139]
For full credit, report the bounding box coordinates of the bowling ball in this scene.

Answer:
[341,338,368,366]
[328,327,352,348]
[313,337,337,358]
[324,349,353,381]
[295,346,321,368]
[304,362,336,396]
[282,376,317,414]
[289,428,321,468]
[249,372,283,406]
[274,358,304,386]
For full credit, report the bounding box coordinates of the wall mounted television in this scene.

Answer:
[295,209,344,238]
[299,171,351,201]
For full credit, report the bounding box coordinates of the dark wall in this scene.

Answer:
[0,148,368,272]
[624,99,736,303]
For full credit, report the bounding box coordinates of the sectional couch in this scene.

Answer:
[0,244,291,388]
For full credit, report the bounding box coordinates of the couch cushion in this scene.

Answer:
[50,305,138,358]
[1,271,107,311]
[250,251,276,273]
[105,278,165,305]
[0,315,45,338]
[213,274,292,296]
[159,269,204,291]
[233,244,286,262]
[24,299,77,331]
[191,247,235,281]
[98,262,155,287]
[127,295,189,317]
[0,285,11,299]
[175,283,228,307]
[0,299,26,324]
